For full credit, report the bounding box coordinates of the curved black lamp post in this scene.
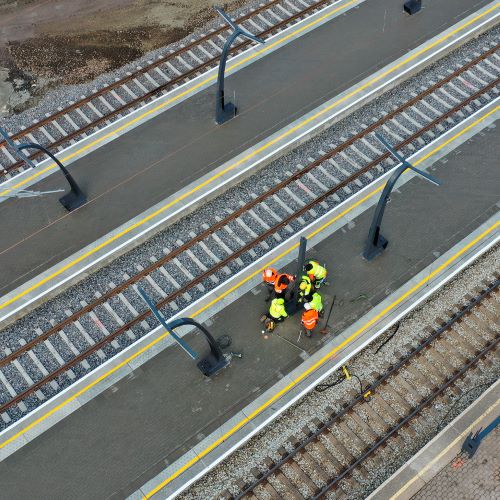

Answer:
[363,132,442,261]
[17,143,87,211]
[215,7,265,124]
[137,286,230,377]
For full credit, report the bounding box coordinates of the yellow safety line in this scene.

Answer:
[0,100,496,500]
[0,0,360,198]
[142,109,500,498]
[145,224,500,499]
[0,3,497,313]
[390,397,499,499]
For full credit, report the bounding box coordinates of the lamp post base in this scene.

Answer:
[197,354,229,377]
[59,190,87,212]
[363,234,388,261]
[404,0,422,15]
[216,102,237,124]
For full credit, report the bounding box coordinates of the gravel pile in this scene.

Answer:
[179,244,499,499]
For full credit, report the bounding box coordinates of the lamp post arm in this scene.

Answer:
[365,163,407,249]
[17,143,82,194]
[215,6,239,31]
[374,132,441,186]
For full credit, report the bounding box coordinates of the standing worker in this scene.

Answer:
[262,267,278,302]
[304,260,328,288]
[301,308,319,337]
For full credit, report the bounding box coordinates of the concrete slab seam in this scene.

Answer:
[152,219,500,500]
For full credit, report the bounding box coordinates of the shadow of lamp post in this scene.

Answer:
[0,126,86,211]
[214,6,265,124]
[17,143,87,211]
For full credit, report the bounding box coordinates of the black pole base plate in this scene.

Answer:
[404,0,422,15]
[197,354,229,377]
[363,234,388,261]
[216,102,237,124]
[59,191,87,212]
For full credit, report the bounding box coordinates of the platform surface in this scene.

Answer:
[0,0,490,296]
[413,428,499,500]
[0,104,498,498]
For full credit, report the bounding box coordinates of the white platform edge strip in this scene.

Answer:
[0,0,367,195]
[154,217,500,500]
[0,1,496,324]
[0,99,496,464]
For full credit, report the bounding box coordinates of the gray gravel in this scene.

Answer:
[179,244,499,499]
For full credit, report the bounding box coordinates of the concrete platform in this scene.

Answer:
[369,380,499,500]
[0,96,498,498]
[0,0,496,326]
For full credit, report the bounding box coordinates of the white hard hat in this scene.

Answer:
[304,302,311,310]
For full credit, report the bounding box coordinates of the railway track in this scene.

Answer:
[0,41,498,426]
[0,0,338,182]
[224,276,500,499]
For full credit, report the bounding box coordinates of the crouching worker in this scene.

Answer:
[304,291,324,315]
[301,307,319,337]
[304,260,328,288]
[261,297,288,333]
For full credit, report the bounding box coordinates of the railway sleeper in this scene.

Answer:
[288,436,330,484]
[278,452,317,496]
[265,466,303,499]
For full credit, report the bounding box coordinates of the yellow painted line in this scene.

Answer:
[142,108,500,498]
[0,0,360,199]
[0,3,497,314]
[144,221,500,498]
[0,83,498,468]
[390,396,499,499]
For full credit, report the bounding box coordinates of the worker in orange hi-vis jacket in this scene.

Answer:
[262,267,278,302]
[301,306,319,337]
[274,273,295,299]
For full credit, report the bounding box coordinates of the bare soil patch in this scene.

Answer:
[0,0,246,114]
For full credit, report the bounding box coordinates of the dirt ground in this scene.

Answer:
[0,0,245,115]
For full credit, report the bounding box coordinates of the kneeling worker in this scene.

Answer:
[298,275,313,302]
[305,260,328,288]
[304,291,324,315]
[262,297,288,332]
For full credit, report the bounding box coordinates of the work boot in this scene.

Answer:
[259,314,267,323]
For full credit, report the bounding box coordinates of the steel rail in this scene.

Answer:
[0,76,497,414]
[0,0,335,176]
[234,278,499,499]
[0,51,495,371]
